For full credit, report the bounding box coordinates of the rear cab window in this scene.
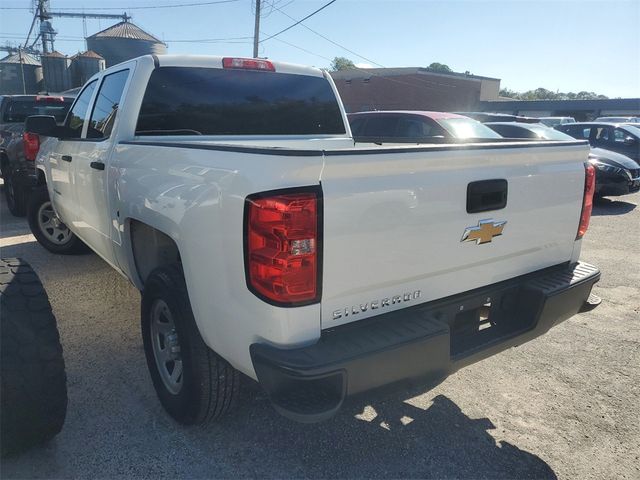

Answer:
[136,67,345,136]
[2,97,73,123]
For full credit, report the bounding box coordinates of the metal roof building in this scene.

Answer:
[86,21,167,67]
[0,51,43,94]
[41,50,72,93]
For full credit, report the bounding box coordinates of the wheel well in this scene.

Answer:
[130,220,181,285]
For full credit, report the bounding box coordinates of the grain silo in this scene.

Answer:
[70,50,105,87]
[41,51,72,93]
[86,20,167,68]
[0,51,43,94]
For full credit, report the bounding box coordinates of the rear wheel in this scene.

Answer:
[141,264,240,425]
[4,169,27,217]
[27,187,87,255]
[0,258,67,456]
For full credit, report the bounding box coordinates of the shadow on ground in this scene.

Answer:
[182,387,559,479]
[592,196,637,216]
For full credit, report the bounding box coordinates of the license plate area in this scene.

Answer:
[448,286,535,358]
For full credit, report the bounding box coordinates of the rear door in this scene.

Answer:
[319,142,589,328]
[49,80,98,223]
[71,68,130,263]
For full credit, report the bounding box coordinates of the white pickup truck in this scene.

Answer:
[25,55,600,424]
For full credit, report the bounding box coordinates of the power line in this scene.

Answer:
[259,0,337,43]
[272,3,383,67]
[0,0,241,11]
[263,33,458,93]
[268,34,333,63]
[166,35,253,43]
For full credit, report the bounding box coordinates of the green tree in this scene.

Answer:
[426,62,452,73]
[499,87,608,100]
[330,57,356,71]
[499,88,518,98]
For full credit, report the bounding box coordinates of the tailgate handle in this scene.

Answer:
[467,179,508,213]
[61,155,72,162]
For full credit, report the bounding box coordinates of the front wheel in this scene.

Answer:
[27,187,88,255]
[141,264,240,425]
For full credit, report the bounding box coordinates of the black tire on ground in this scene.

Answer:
[141,264,240,425]
[27,186,88,255]
[4,170,27,217]
[0,258,68,457]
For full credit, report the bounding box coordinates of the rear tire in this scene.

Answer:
[27,187,88,255]
[4,169,27,217]
[0,258,68,457]
[141,264,240,425]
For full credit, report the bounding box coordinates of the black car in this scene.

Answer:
[0,95,74,215]
[556,122,640,163]
[486,122,640,197]
[454,112,541,123]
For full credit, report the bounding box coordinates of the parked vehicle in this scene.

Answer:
[594,116,640,123]
[486,122,640,197]
[538,117,576,128]
[485,122,574,141]
[453,112,540,123]
[348,111,502,142]
[25,55,600,424]
[557,122,640,162]
[0,95,74,216]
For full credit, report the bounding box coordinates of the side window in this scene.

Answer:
[595,127,611,141]
[581,127,592,139]
[396,118,425,138]
[349,118,366,136]
[65,80,97,139]
[363,116,399,137]
[87,70,129,139]
[613,128,628,143]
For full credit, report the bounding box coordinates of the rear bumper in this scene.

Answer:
[251,262,600,422]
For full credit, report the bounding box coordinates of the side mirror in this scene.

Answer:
[623,136,636,146]
[24,115,59,137]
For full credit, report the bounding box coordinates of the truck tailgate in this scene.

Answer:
[320,142,589,327]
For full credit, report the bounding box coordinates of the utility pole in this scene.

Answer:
[252,0,260,58]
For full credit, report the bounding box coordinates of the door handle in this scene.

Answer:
[61,155,72,162]
[90,161,105,171]
[467,179,508,213]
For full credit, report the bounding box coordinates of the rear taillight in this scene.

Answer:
[222,57,275,72]
[577,163,595,239]
[23,132,40,161]
[244,187,321,306]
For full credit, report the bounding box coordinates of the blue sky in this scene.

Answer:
[1,0,639,97]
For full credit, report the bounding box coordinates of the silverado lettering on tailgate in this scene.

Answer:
[333,291,422,320]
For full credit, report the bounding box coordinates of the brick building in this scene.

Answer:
[330,67,501,113]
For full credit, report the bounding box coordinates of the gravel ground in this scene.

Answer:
[1,186,638,479]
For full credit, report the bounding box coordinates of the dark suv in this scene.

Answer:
[0,95,74,215]
[556,122,640,163]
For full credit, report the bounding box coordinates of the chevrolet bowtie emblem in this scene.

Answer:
[461,219,507,245]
